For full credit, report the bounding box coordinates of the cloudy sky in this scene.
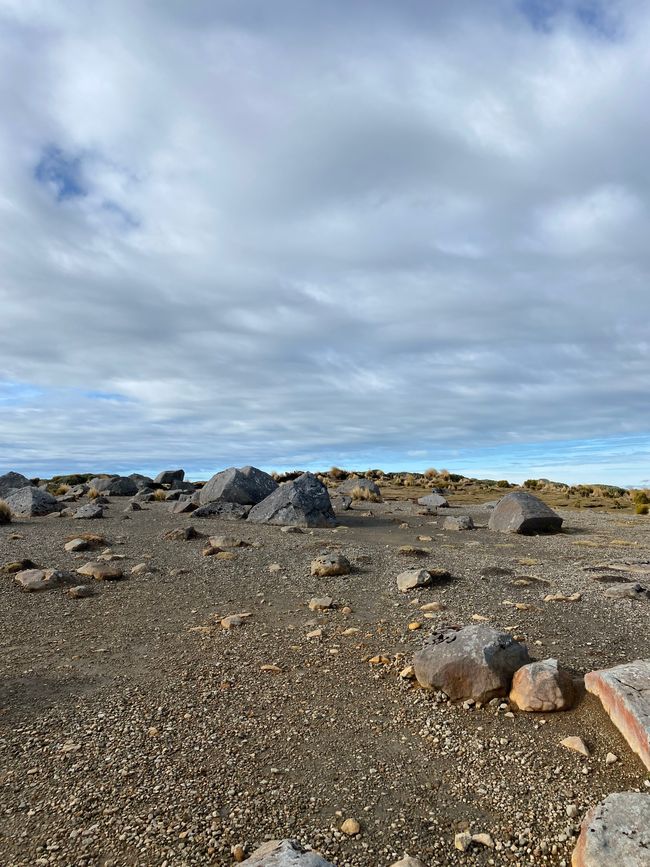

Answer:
[1,0,649,484]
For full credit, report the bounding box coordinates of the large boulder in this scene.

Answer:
[488,492,562,534]
[413,623,530,702]
[199,465,278,506]
[418,492,449,509]
[248,472,336,528]
[154,468,185,485]
[572,792,650,866]
[339,477,382,500]
[245,839,333,866]
[89,476,138,496]
[129,473,155,490]
[0,471,33,499]
[4,486,60,517]
[193,500,251,519]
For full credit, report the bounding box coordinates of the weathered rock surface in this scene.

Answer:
[603,582,649,600]
[339,477,382,500]
[169,499,198,514]
[509,658,576,712]
[89,476,138,496]
[193,500,251,520]
[571,792,650,866]
[199,466,277,506]
[397,569,433,593]
[418,493,449,509]
[413,623,530,702]
[389,857,426,867]
[154,469,185,485]
[74,503,104,519]
[245,838,334,866]
[14,569,67,592]
[77,562,124,581]
[5,486,60,517]
[0,471,33,499]
[443,515,474,531]
[585,660,650,770]
[488,491,563,534]
[248,473,336,528]
[310,553,351,577]
[128,473,155,490]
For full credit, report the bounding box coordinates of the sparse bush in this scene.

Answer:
[153,489,167,501]
[633,490,649,505]
[404,473,416,487]
[439,468,450,480]
[53,484,70,496]
[496,480,510,488]
[524,479,540,490]
[350,486,381,503]
[0,500,12,524]
[87,487,100,499]
[50,473,94,487]
[635,503,649,515]
[424,467,438,480]
[329,466,345,480]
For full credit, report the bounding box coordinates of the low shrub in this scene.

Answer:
[87,487,100,499]
[153,489,167,501]
[350,486,381,503]
[635,503,649,515]
[0,500,12,524]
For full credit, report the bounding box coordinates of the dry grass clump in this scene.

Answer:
[87,487,100,499]
[424,467,438,480]
[64,532,105,545]
[632,490,649,505]
[53,484,70,496]
[635,503,649,515]
[0,500,13,524]
[329,466,346,480]
[153,489,167,502]
[350,486,381,503]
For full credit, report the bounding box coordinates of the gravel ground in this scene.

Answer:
[1,498,649,866]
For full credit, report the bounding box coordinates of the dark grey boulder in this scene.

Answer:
[74,503,104,519]
[5,486,60,517]
[339,477,382,499]
[413,623,530,702]
[0,471,33,499]
[488,492,562,534]
[248,472,335,528]
[129,473,155,490]
[193,500,251,519]
[418,493,449,509]
[89,476,138,497]
[154,469,185,485]
[199,465,278,506]
[169,499,198,514]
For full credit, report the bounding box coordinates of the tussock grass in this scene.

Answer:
[350,486,381,503]
[87,487,100,499]
[153,489,167,502]
[0,500,12,524]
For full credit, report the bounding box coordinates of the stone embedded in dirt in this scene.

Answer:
[454,831,472,852]
[245,839,334,866]
[472,833,494,848]
[413,623,531,702]
[571,792,650,866]
[418,493,448,509]
[488,492,563,534]
[208,535,248,549]
[89,476,138,496]
[4,486,60,517]
[280,525,303,533]
[73,503,104,519]
[560,736,590,757]
[163,526,200,541]
[603,582,649,600]
[193,499,251,519]
[0,471,34,499]
[310,553,351,577]
[420,601,446,611]
[605,752,618,766]
[248,472,336,528]
[585,660,650,770]
[509,658,576,712]
[443,515,474,531]
[389,857,426,867]
[199,465,278,506]
[398,545,429,557]
[309,596,334,611]
[77,562,124,581]
[397,569,433,592]
[1,559,38,575]
[220,613,251,629]
[154,468,185,485]
[67,585,94,599]
[123,501,142,512]
[340,817,361,836]
[14,569,57,592]
[131,563,152,575]
[544,592,581,602]
[64,538,89,552]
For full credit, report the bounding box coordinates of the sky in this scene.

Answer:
[1,0,649,485]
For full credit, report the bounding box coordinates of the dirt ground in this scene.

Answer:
[1,490,649,866]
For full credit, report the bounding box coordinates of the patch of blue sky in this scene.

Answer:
[34,145,86,201]
[517,0,621,38]
[0,381,44,404]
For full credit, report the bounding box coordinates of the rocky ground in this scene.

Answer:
[1,494,649,866]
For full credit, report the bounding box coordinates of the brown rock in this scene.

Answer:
[585,660,650,770]
[509,658,576,712]
[77,562,124,581]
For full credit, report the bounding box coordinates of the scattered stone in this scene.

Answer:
[605,752,618,766]
[131,563,151,576]
[163,526,200,541]
[1,558,38,575]
[544,592,581,602]
[220,613,251,629]
[420,601,446,612]
[400,665,416,679]
[248,472,336,528]
[67,585,94,599]
[310,553,351,577]
[208,535,248,549]
[73,503,104,519]
[76,562,124,581]
[389,857,425,867]
[340,818,360,836]
[14,569,64,592]
[309,596,334,611]
[603,582,649,600]
[4,486,60,517]
[169,499,197,514]
[199,465,278,505]
[418,493,448,509]
[123,501,142,512]
[398,545,429,557]
[245,839,333,866]
[454,831,472,852]
[572,792,650,866]
[509,658,576,712]
[281,525,303,534]
[560,736,590,757]
[443,515,474,531]
[413,623,530,702]
[472,833,494,848]
[64,538,89,552]
[585,660,650,770]
[488,491,563,534]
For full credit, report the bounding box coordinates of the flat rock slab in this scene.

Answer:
[246,839,333,866]
[571,792,650,866]
[585,660,650,770]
